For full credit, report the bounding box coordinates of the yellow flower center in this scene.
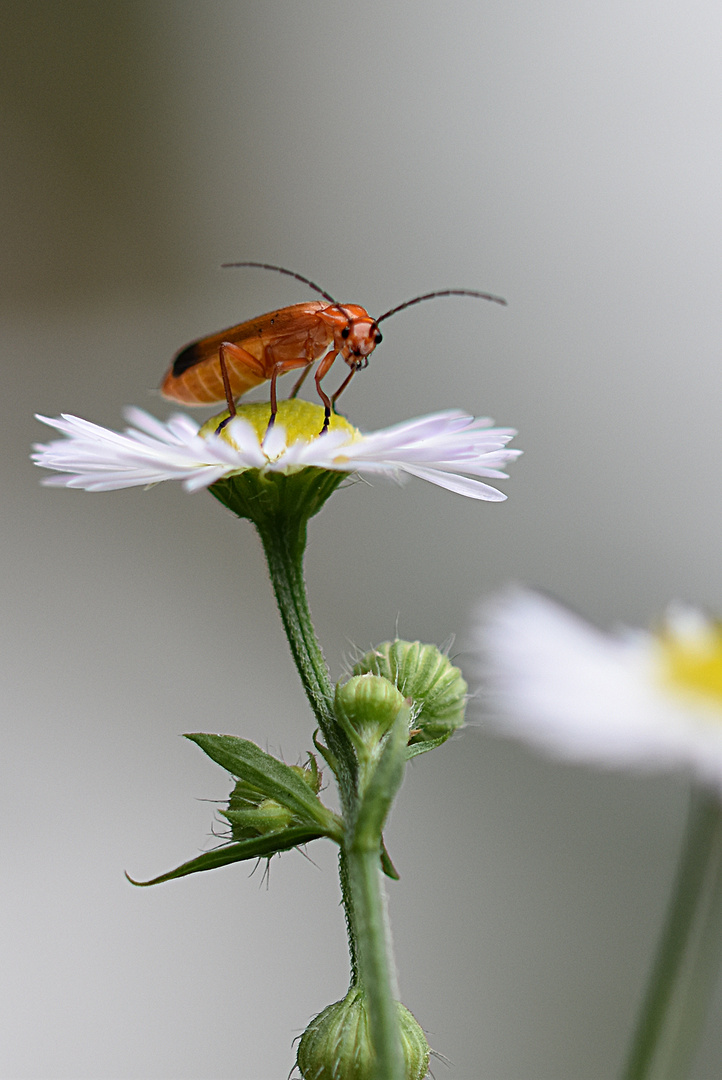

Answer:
[657,614,722,709]
[199,399,359,449]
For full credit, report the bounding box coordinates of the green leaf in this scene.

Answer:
[405,734,450,758]
[380,838,400,880]
[126,825,325,886]
[185,733,343,840]
[313,729,340,778]
[352,704,410,850]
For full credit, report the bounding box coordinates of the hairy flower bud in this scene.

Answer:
[296,986,429,1080]
[353,640,467,748]
[221,756,321,841]
[335,674,407,748]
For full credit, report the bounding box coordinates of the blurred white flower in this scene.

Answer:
[33,402,520,501]
[475,588,722,791]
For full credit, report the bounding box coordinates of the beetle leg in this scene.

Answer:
[218,344,237,416]
[288,363,312,399]
[330,367,357,409]
[269,365,280,427]
[266,358,314,436]
[215,343,240,432]
[314,350,340,433]
[214,341,267,433]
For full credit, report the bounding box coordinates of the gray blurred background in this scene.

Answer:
[3,2,722,1077]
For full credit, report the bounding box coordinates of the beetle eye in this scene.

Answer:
[341,327,350,339]
[374,332,383,344]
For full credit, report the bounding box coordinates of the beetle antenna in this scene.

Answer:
[221,262,338,305]
[375,288,507,325]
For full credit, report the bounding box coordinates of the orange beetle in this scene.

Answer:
[160,263,505,431]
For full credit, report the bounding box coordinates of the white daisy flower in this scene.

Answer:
[475,588,722,792]
[32,399,521,501]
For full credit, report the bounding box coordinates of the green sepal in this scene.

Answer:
[210,467,346,529]
[126,825,325,887]
[185,732,343,840]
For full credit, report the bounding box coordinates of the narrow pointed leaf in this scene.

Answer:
[405,734,450,758]
[126,825,326,886]
[313,729,341,779]
[353,704,410,850]
[380,837,400,880]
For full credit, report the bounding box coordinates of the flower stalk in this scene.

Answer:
[343,842,405,1079]
[251,512,334,733]
[623,789,722,1080]
[258,524,407,1078]
[342,703,411,1080]
[211,465,411,1078]
[209,468,359,797]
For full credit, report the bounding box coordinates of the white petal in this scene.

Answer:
[33,405,520,502]
[33,412,263,491]
[123,407,197,442]
[397,465,509,500]
[475,589,722,792]
[259,421,289,460]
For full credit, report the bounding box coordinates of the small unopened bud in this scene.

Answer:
[289,757,321,794]
[353,640,467,747]
[335,674,406,747]
[296,986,429,1080]
[221,756,321,840]
[222,788,293,840]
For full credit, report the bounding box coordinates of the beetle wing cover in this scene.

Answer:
[160,302,330,405]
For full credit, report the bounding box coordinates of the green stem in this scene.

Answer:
[253,515,357,800]
[255,517,334,733]
[338,849,359,985]
[622,788,722,1080]
[252,500,405,1078]
[345,836,405,1080]
[339,704,410,1080]
[253,513,361,978]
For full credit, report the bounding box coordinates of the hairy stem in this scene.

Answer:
[255,517,334,730]
[338,848,359,985]
[345,838,405,1080]
[254,515,356,800]
[256,514,405,1078]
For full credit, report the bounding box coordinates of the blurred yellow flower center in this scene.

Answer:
[657,618,722,708]
[199,399,359,448]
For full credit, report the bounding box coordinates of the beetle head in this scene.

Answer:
[319,304,383,367]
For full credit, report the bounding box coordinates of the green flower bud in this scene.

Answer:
[221,756,321,841]
[289,757,321,794]
[353,640,467,747]
[335,674,407,748]
[296,986,430,1080]
[222,787,293,840]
